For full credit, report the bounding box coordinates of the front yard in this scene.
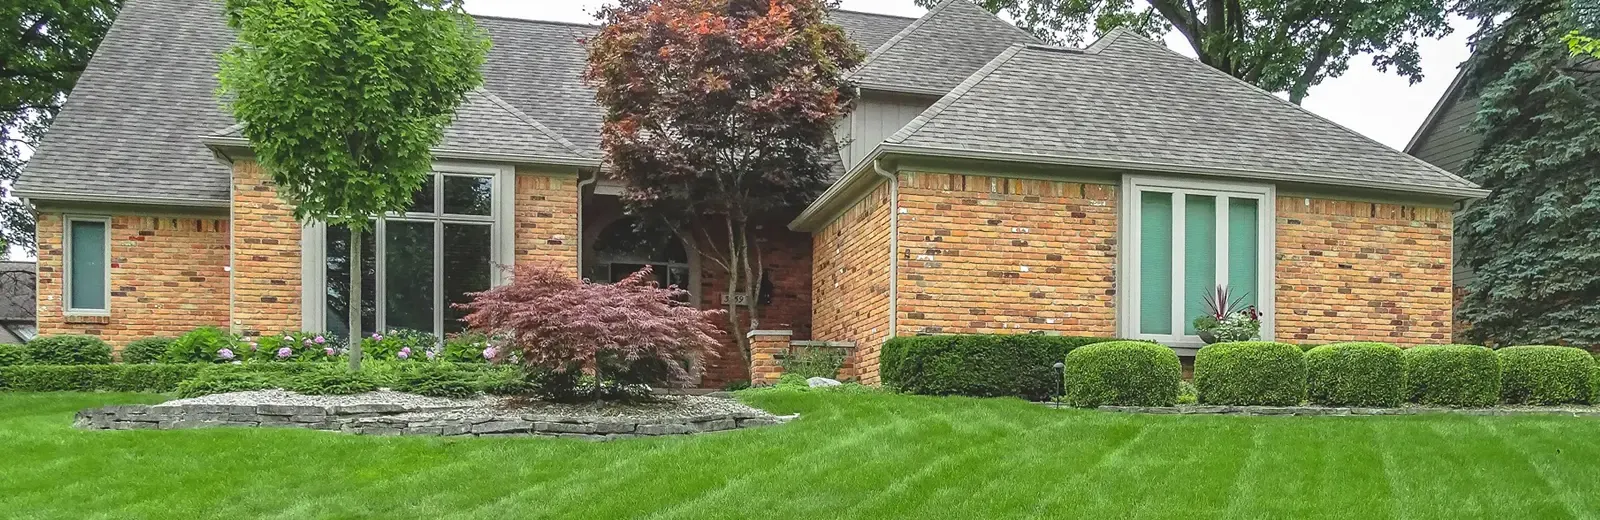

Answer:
[5,390,1600,519]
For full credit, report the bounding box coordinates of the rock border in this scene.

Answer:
[1089,405,1600,417]
[74,401,795,440]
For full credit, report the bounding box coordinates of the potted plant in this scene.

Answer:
[1192,285,1261,344]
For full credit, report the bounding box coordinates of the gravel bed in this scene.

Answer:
[154,389,492,410]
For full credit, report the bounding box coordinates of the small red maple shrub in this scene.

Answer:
[457,265,724,399]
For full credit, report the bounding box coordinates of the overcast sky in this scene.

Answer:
[466,0,1474,150]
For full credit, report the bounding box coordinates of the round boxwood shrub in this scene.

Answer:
[0,343,26,367]
[1062,341,1181,407]
[1305,342,1405,407]
[1194,341,1306,406]
[1498,346,1595,405]
[23,335,112,365]
[121,337,174,364]
[1404,345,1500,407]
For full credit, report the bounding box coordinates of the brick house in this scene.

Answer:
[19,0,1486,387]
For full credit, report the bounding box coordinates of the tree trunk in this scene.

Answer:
[722,218,754,382]
[348,227,364,372]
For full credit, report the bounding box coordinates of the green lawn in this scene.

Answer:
[4,390,1600,519]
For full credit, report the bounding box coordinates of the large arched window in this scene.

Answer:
[585,216,691,290]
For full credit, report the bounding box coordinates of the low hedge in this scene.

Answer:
[880,334,1131,400]
[1062,341,1180,407]
[1194,341,1306,406]
[24,335,113,365]
[0,343,25,367]
[1305,342,1405,407]
[0,364,204,392]
[1498,346,1595,405]
[1404,345,1500,407]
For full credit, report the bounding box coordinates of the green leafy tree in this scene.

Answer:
[1456,0,1600,348]
[925,0,1452,103]
[585,0,863,376]
[217,0,489,370]
[2,0,123,253]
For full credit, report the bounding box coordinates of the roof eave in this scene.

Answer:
[17,189,230,208]
[1404,65,1470,154]
[200,136,604,169]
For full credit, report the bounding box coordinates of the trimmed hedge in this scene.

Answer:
[24,335,113,365]
[1062,341,1180,407]
[1194,342,1306,406]
[880,334,1130,400]
[1404,345,1500,407]
[121,337,174,364]
[1498,346,1595,405]
[0,364,204,392]
[0,343,25,367]
[1305,342,1405,407]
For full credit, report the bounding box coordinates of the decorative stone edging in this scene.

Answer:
[1090,405,1600,417]
[74,402,795,440]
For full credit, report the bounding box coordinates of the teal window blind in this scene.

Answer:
[1228,198,1260,308]
[68,220,108,311]
[1184,195,1217,334]
[1139,192,1173,335]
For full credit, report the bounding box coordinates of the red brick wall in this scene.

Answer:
[811,182,892,383]
[231,160,302,336]
[1275,196,1454,345]
[36,212,230,350]
[696,223,814,387]
[896,172,1119,337]
[514,168,580,276]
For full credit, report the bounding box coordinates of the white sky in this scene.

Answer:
[466,0,1474,150]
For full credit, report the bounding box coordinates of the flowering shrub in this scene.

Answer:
[161,327,240,364]
[361,329,439,362]
[1192,285,1261,343]
[249,331,344,362]
[441,331,494,363]
[458,265,723,401]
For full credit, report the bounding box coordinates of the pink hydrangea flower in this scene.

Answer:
[249,341,259,351]
[314,335,325,344]
[371,333,383,341]
[276,347,293,359]
[397,347,410,360]
[302,338,313,346]
[217,348,234,360]
[482,346,498,360]
[324,347,336,357]
[283,335,293,341]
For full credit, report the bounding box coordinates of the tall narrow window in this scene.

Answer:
[65,217,110,313]
[1124,178,1272,346]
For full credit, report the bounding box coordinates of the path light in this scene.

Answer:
[1053,361,1065,409]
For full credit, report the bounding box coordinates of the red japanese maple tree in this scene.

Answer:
[457,265,723,393]
[584,0,863,376]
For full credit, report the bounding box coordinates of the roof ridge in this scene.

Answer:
[886,43,1029,144]
[1082,27,1128,54]
[848,0,953,81]
[1105,32,1480,189]
[473,88,590,158]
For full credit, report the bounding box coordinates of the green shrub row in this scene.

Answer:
[881,334,1137,401]
[0,364,204,392]
[1305,342,1406,407]
[5,335,115,366]
[1,360,528,398]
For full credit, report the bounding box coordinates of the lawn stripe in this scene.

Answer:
[1476,416,1591,519]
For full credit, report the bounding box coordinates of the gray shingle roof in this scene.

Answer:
[849,0,1040,96]
[886,32,1485,197]
[19,0,914,205]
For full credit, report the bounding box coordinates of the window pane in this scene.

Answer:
[385,221,436,334]
[443,175,493,216]
[68,220,107,310]
[1139,192,1173,335]
[1228,198,1260,309]
[325,225,377,338]
[443,223,492,334]
[1184,195,1217,335]
[408,176,436,214]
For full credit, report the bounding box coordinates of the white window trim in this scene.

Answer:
[1117,175,1276,353]
[300,162,516,333]
[63,215,113,316]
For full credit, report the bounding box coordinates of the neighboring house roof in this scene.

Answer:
[18,0,914,206]
[0,262,36,322]
[849,0,1041,96]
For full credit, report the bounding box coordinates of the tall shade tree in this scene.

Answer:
[925,0,1453,103]
[3,0,123,253]
[217,0,489,369]
[585,0,863,377]
[1456,0,1600,347]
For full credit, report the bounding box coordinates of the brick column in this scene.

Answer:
[513,167,580,277]
[748,330,793,385]
[231,160,303,336]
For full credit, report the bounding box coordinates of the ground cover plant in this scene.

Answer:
[8,390,1600,518]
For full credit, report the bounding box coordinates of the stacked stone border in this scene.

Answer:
[75,403,795,440]
[1087,405,1600,417]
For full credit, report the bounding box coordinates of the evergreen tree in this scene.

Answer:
[1456,0,1600,347]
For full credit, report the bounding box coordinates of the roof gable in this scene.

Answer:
[849,0,1040,96]
[885,31,1484,197]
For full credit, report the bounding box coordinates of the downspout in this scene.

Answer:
[576,169,598,279]
[874,158,898,338]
